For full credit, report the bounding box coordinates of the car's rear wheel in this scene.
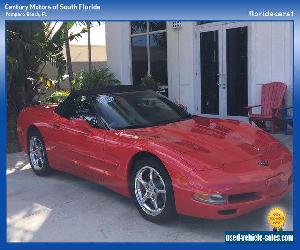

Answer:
[131,156,176,223]
[28,130,52,176]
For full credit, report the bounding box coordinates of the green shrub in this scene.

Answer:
[72,67,120,90]
[47,90,70,103]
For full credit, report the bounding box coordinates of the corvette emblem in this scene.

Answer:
[258,160,269,167]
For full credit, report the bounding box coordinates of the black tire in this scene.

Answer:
[27,130,53,176]
[130,156,176,223]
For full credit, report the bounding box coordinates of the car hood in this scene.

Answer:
[128,117,290,171]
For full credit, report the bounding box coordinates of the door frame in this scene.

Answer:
[194,22,251,121]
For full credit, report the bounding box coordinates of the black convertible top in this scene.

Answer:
[55,85,154,116]
[68,85,154,98]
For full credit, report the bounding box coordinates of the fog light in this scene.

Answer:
[192,193,227,205]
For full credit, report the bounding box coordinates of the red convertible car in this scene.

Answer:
[17,87,292,222]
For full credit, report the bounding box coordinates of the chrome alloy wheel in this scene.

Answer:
[134,166,167,216]
[29,136,45,170]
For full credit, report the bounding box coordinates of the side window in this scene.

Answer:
[69,95,100,128]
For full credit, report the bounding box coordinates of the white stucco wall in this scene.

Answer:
[167,22,196,113]
[106,21,293,116]
[248,22,293,107]
[106,22,131,84]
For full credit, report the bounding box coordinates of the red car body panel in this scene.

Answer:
[17,104,292,219]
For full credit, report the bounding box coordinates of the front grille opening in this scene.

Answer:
[218,209,237,215]
[228,192,258,203]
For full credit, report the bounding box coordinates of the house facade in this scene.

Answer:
[106,21,293,120]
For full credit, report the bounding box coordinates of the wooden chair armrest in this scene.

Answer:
[244,105,261,110]
[244,105,261,116]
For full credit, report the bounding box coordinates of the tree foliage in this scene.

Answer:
[6,21,88,113]
[72,67,120,90]
[47,90,70,103]
[6,21,66,113]
[51,21,87,90]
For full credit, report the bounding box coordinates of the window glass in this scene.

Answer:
[68,96,100,128]
[226,27,248,116]
[131,35,148,85]
[131,21,168,88]
[93,91,191,129]
[131,21,147,34]
[200,31,219,115]
[150,33,168,85]
[149,21,166,32]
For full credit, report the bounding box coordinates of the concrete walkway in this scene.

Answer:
[7,134,293,242]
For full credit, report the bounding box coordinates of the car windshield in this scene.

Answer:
[91,90,192,129]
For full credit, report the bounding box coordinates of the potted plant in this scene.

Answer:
[140,74,160,90]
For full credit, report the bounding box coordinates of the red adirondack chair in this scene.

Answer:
[245,82,287,132]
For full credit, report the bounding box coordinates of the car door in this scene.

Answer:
[80,95,121,184]
[50,95,106,179]
[69,95,112,183]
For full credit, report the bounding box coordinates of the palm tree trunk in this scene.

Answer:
[87,21,92,73]
[63,23,73,91]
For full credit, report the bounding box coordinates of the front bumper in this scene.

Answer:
[175,185,291,219]
[174,161,292,219]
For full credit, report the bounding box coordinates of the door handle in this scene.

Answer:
[221,74,227,89]
[216,73,221,86]
[216,74,226,89]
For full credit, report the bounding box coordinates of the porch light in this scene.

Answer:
[192,193,227,205]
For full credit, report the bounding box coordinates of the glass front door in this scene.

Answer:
[200,30,220,115]
[226,26,248,116]
[198,23,248,118]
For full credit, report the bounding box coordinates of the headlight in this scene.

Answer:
[192,193,227,205]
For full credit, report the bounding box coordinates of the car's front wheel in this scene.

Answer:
[28,130,52,176]
[131,157,176,223]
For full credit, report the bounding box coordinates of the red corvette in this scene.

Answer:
[17,87,292,222]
